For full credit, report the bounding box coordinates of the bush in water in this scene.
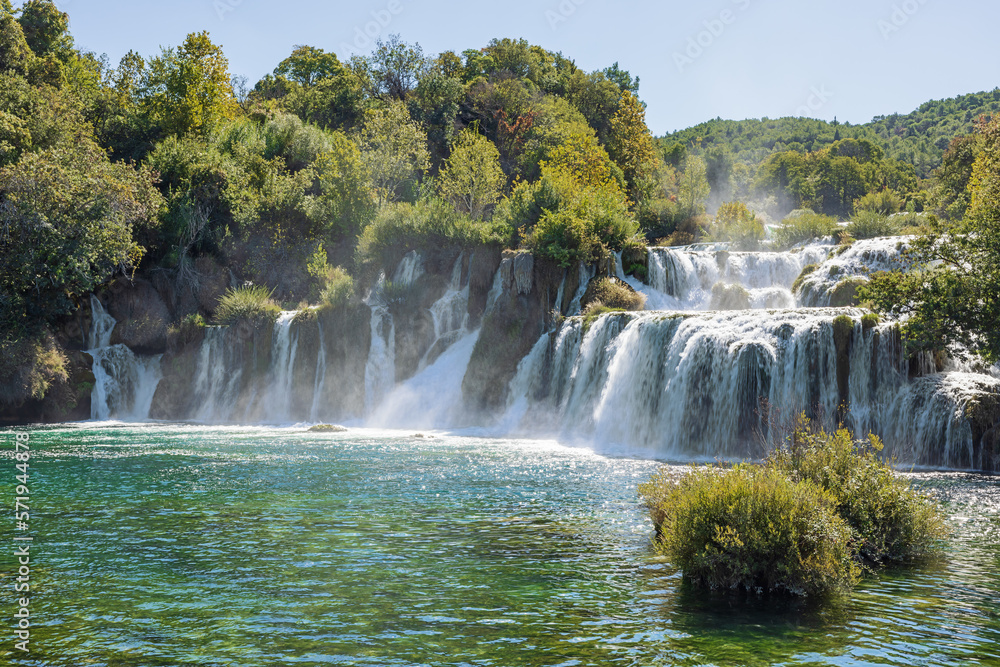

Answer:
[640,464,858,597]
[214,285,281,326]
[640,419,945,596]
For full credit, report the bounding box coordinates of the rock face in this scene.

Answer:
[104,278,171,354]
[462,252,566,413]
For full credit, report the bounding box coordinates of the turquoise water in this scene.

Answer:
[2,424,999,666]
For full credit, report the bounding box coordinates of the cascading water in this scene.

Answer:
[262,312,299,422]
[497,307,994,468]
[797,237,912,307]
[364,274,397,416]
[635,244,835,311]
[87,296,162,421]
[422,253,471,367]
[309,320,327,422]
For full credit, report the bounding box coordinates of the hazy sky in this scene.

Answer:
[46,0,1000,135]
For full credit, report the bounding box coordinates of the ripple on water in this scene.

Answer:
[5,424,1000,667]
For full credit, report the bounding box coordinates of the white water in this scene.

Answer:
[797,237,911,306]
[309,319,327,422]
[635,244,835,311]
[495,308,993,467]
[364,277,396,416]
[87,296,162,421]
[263,312,299,421]
[366,330,481,430]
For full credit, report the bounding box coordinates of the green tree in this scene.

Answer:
[368,34,425,101]
[437,127,505,219]
[145,31,239,136]
[0,141,162,330]
[862,116,1000,361]
[355,100,429,205]
[678,155,710,217]
[606,89,658,205]
[314,131,375,239]
[274,45,342,86]
[16,0,69,59]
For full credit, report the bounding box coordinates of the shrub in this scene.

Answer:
[769,421,946,568]
[318,267,355,310]
[581,277,645,312]
[829,277,867,307]
[639,464,858,597]
[214,285,281,326]
[356,199,511,272]
[846,210,902,240]
[710,282,751,310]
[861,313,880,332]
[791,264,819,294]
[854,189,903,215]
[711,201,765,250]
[0,330,68,407]
[580,301,625,333]
[773,212,840,249]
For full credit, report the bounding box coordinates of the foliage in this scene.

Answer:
[318,266,355,311]
[640,420,946,596]
[678,155,709,217]
[437,126,505,219]
[313,130,376,240]
[144,31,239,136]
[845,211,902,240]
[0,327,67,406]
[791,264,819,294]
[861,115,1000,362]
[606,90,659,204]
[581,277,645,312]
[639,464,857,597]
[828,277,866,307]
[710,282,751,310]
[356,100,429,205]
[772,211,840,249]
[711,201,765,250]
[213,284,281,326]
[769,420,946,567]
[356,199,511,271]
[0,141,162,331]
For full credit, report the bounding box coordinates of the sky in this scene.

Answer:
[41,0,1000,135]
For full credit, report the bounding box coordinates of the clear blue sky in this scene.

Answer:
[45,0,1000,135]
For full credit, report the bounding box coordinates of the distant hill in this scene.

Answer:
[661,89,1000,178]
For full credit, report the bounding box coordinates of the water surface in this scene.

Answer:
[3,424,998,666]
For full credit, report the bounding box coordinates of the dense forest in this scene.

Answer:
[0,0,997,416]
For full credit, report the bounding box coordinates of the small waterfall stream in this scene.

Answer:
[87,296,162,421]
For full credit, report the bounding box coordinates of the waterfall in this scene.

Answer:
[367,330,481,430]
[310,319,327,422]
[639,244,835,311]
[423,253,470,367]
[262,312,299,422]
[87,296,162,421]
[364,275,396,415]
[498,308,993,467]
[191,327,244,423]
[797,237,911,307]
[567,262,596,315]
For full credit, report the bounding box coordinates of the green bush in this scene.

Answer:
[710,282,751,310]
[791,264,819,294]
[861,313,880,332]
[640,464,858,597]
[580,301,625,333]
[582,277,645,312]
[640,420,946,596]
[846,210,903,240]
[829,277,867,307]
[214,285,282,326]
[769,421,946,567]
[773,212,840,249]
[854,189,903,215]
[318,267,355,310]
[356,199,512,272]
[711,201,765,250]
